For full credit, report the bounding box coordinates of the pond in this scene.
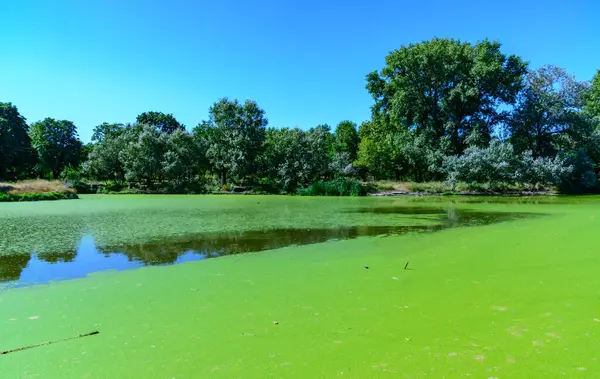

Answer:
[0,196,540,288]
[1,195,599,378]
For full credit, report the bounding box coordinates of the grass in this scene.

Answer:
[1,196,600,377]
[372,181,452,193]
[373,181,555,195]
[0,192,77,202]
[0,179,74,195]
[0,180,77,202]
[296,178,369,196]
[406,181,451,193]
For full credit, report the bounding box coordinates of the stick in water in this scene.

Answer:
[404,261,409,270]
[1,331,99,356]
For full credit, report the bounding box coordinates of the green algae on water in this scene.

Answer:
[1,195,599,378]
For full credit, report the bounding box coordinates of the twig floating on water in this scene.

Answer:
[1,331,99,356]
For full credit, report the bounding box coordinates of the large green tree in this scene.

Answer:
[263,127,313,189]
[333,120,359,160]
[163,129,205,185]
[29,118,82,178]
[91,122,126,143]
[199,98,267,185]
[366,38,527,156]
[508,65,594,158]
[119,125,167,185]
[307,124,334,179]
[136,111,184,134]
[584,70,600,120]
[83,125,129,182]
[0,102,36,180]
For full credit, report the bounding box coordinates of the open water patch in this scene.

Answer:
[0,207,542,289]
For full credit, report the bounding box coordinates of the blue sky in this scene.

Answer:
[1,0,599,142]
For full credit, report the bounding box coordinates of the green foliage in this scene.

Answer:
[355,121,403,179]
[98,180,124,193]
[59,166,81,182]
[162,129,205,185]
[83,128,127,182]
[297,178,368,196]
[329,152,358,178]
[508,65,594,158]
[263,127,313,190]
[405,182,451,194]
[2,39,599,194]
[262,125,335,191]
[91,122,126,143]
[584,70,600,120]
[199,98,267,185]
[29,118,82,178]
[306,124,334,179]
[0,102,36,180]
[443,140,572,189]
[0,191,77,202]
[559,150,598,193]
[136,112,184,134]
[333,120,359,160]
[367,38,527,157]
[119,125,167,185]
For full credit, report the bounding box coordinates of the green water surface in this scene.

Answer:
[0,195,599,378]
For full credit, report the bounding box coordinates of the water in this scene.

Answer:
[0,207,540,289]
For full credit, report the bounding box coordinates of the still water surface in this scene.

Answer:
[0,206,540,289]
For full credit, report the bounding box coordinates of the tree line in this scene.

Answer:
[1,37,599,193]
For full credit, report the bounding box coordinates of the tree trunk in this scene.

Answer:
[220,170,226,187]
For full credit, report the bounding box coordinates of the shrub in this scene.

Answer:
[405,181,450,193]
[0,192,78,202]
[329,152,359,178]
[98,180,124,193]
[558,150,599,193]
[443,141,573,189]
[296,178,368,196]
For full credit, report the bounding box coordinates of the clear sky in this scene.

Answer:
[1,0,599,142]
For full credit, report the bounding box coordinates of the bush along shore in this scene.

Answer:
[0,180,78,202]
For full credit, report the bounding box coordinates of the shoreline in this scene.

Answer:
[369,190,556,197]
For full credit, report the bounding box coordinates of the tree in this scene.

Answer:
[136,111,184,134]
[162,129,205,185]
[91,122,125,143]
[199,98,267,185]
[329,152,358,178]
[29,118,82,178]
[0,102,36,180]
[333,120,359,160]
[264,127,313,190]
[83,131,128,182]
[442,140,572,189]
[119,125,167,185]
[584,70,600,120]
[355,120,404,179]
[508,65,593,158]
[306,124,334,179]
[366,38,527,155]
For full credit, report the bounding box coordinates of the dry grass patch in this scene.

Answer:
[0,180,74,195]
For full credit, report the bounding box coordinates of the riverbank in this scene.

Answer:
[0,180,78,202]
[370,180,557,197]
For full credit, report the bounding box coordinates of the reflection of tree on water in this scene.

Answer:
[37,251,77,263]
[96,226,429,266]
[0,209,541,287]
[0,254,31,282]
